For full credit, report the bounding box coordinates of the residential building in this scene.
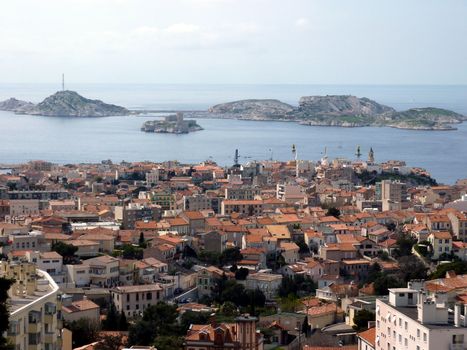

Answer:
[184,315,264,350]
[1,261,63,350]
[375,285,467,350]
[111,284,165,317]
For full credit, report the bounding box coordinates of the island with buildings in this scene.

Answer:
[1,150,467,350]
[141,112,203,134]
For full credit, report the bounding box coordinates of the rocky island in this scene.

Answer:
[0,90,129,117]
[206,95,466,130]
[141,113,203,134]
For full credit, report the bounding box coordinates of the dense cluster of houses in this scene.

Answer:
[1,155,467,350]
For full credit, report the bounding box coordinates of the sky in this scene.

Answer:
[0,0,466,84]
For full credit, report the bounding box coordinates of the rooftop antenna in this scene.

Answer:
[62,73,65,91]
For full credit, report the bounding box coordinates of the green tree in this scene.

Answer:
[127,302,179,346]
[153,336,184,350]
[296,238,310,254]
[373,274,404,295]
[398,255,427,282]
[102,303,118,331]
[138,232,147,248]
[66,318,100,348]
[301,316,311,337]
[393,233,417,257]
[180,311,210,333]
[198,251,221,265]
[326,207,341,218]
[182,245,197,258]
[353,309,376,331]
[220,301,238,317]
[235,267,249,280]
[94,333,125,350]
[429,261,467,280]
[221,280,247,306]
[51,241,78,263]
[219,247,243,266]
[118,311,129,331]
[0,278,14,350]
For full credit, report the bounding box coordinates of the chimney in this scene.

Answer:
[209,313,217,328]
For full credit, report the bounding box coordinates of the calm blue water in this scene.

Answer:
[0,84,466,184]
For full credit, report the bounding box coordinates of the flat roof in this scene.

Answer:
[379,299,458,330]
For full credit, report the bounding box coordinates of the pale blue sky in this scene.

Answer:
[0,0,466,84]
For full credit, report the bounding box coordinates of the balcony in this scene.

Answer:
[28,323,41,333]
[44,333,55,344]
[44,314,54,324]
[450,344,465,350]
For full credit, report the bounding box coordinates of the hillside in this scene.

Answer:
[207,95,466,130]
[1,91,129,117]
[28,91,129,117]
[0,98,35,112]
[208,99,294,120]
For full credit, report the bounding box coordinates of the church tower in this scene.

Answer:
[368,147,375,164]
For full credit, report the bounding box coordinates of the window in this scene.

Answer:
[453,334,464,344]
[146,292,152,300]
[404,321,407,330]
[417,329,420,338]
[423,333,427,342]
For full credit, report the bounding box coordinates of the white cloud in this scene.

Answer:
[165,23,200,34]
[295,18,310,29]
[132,26,160,36]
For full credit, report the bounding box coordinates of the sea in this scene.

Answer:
[0,83,466,184]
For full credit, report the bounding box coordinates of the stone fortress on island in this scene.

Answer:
[141,112,203,134]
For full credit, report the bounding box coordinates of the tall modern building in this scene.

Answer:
[1,261,63,350]
[377,180,408,211]
[376,283,467,350]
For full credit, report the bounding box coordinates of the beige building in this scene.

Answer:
[221,200,264,216]
[9,199,40,217]
[1,261,63,350]
[427,231,452,260]
[82,255,119,287]
[111,284,165,317]
[245,272,282,300]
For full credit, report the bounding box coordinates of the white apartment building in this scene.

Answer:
[376,283,467,350]
[1,261,63,350]
[26,251,66,285]
[66,264,91,287]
